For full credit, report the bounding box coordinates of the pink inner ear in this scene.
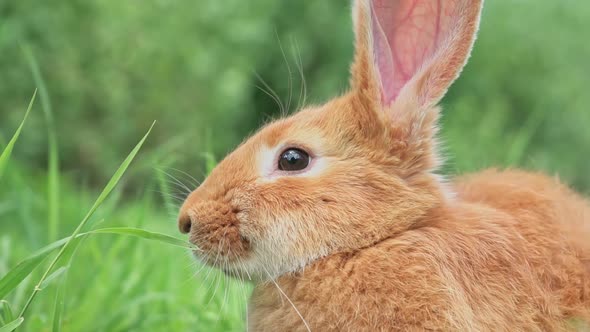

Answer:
[371,0,456,106]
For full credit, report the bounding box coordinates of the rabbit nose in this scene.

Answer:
[178,211,192,234]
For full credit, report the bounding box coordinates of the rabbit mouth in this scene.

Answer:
[189,228,252,268]
[191,248,256,280]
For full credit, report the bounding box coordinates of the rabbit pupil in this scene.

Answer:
[278,148,309,171]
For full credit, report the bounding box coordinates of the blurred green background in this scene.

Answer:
[1,0,589,331]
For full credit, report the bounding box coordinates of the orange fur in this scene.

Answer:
[178,0,590,330]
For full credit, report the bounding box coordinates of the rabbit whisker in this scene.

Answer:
[275,29,293,117]
[253,71,286,116]
[291,37,308,111]
[167,167,201,187]
[262,265,311,332]
[205,228,229,308]
[157,168,193,194]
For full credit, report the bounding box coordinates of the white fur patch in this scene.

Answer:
[223,214,330,281]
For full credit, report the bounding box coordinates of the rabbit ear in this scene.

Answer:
[351,0,482,109]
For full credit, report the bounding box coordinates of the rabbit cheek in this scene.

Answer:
[187,201,251,264]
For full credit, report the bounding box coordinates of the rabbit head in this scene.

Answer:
[178,0,483,281]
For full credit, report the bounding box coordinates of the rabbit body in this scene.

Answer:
[249,169,590,331]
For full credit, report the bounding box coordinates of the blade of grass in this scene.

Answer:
[0,301,14,325]
[51,274,65,332]
[0,90,36,181]
[0,252,48,301]
[98,293,173,331]
[0,231,77,300]
[50,236,83,332]
[202,128,217,175]
[23,46,60,243]
[48,235,84,332]
[505,110,546,165]
[89,227,197,250]
[39,267,67,290]
[0,317,24,332]
[18,121,156,318]
[201,152,217,175]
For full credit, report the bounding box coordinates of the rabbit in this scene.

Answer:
[178,0,590,330]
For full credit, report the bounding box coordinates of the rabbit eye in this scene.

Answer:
[278,148,310,171]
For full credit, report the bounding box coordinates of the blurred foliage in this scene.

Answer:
[1,0,589,190]
[444,1,590,192]
[0,1,351,185]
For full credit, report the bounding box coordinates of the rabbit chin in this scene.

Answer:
[245,245,329,282]
[192,248,325,283]
[193,220,331,282]
[221,251,329,283]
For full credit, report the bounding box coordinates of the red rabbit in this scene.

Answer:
[179,0,590,330]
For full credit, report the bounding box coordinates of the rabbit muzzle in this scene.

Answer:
[178,197,251,266]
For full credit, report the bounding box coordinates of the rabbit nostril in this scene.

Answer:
[178,213,192,234]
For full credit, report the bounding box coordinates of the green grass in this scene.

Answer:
[0,91,36,182]
[0,104,250,331]
[23,46,60,244]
